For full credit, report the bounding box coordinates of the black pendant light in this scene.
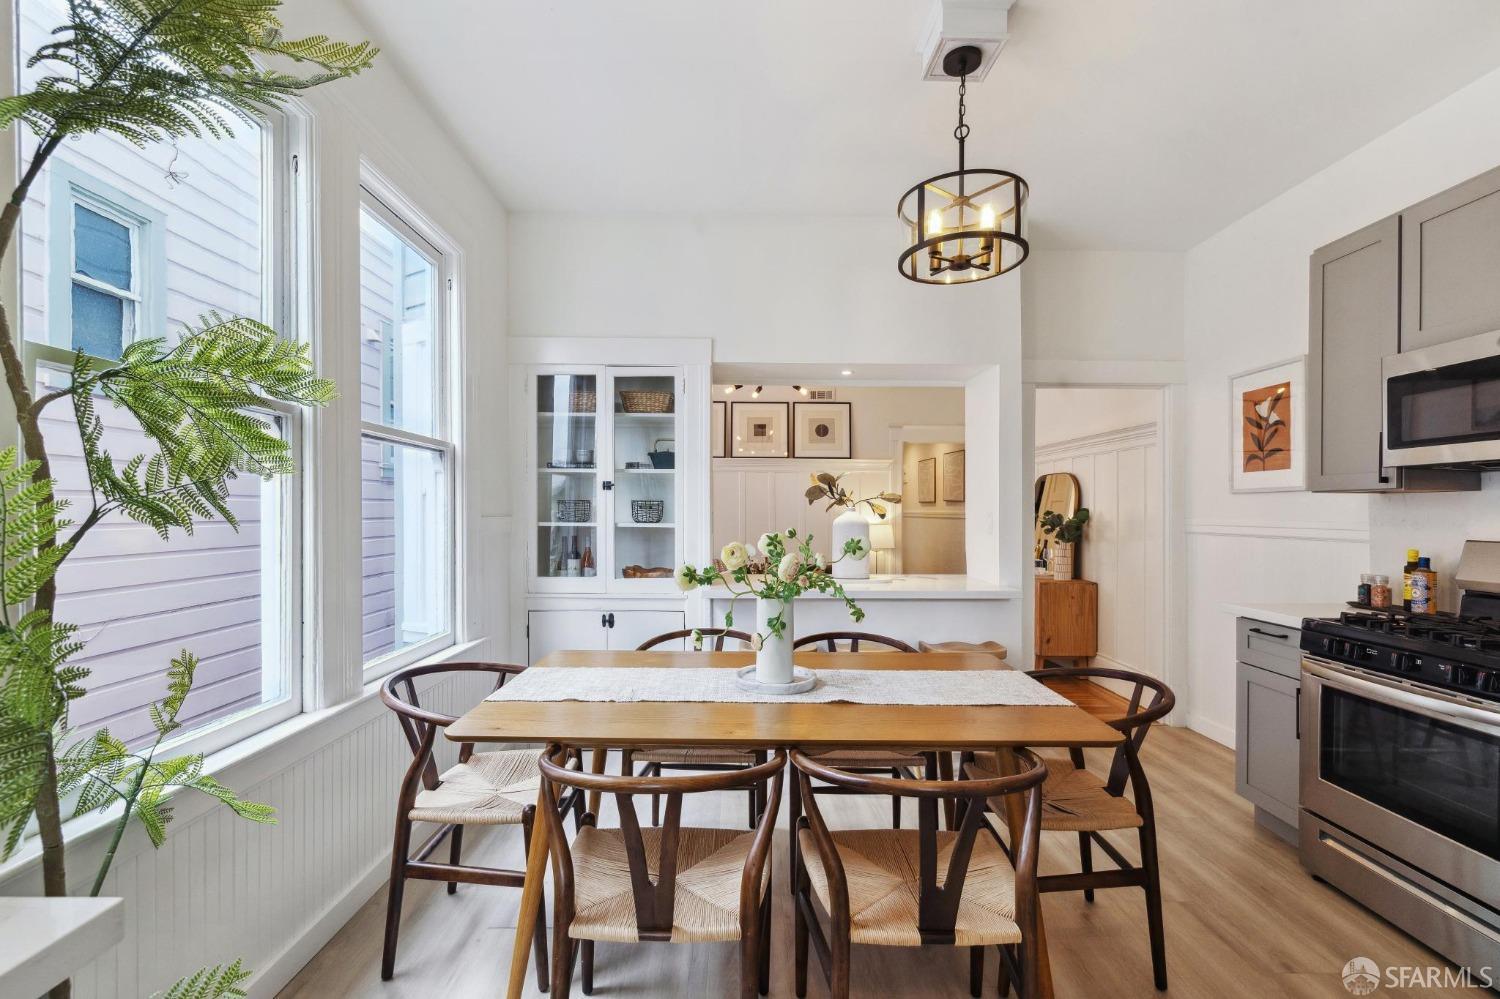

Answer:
[898,45,1029,284]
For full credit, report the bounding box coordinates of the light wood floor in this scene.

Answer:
[281,725,1487,998]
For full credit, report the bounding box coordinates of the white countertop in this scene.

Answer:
[0,897,124,999]
[710,574,1020,601]
[1223,602,1349,630]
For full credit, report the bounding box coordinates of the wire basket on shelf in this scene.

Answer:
[630,500,665,524]
[618,390,674,414]
[555,499,592,523]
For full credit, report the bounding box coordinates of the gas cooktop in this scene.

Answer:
[1300,608,1500,702]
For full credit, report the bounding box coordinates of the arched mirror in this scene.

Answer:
[1033,472,1081,567]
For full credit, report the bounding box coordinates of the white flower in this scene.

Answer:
[721,542,749,571]
[1254,395,1284,425]
[812,552,824,569]
[777,552,801,582]
[674,564,698,592]
[756,533,777,557]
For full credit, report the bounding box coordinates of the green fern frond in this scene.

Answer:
[1,0,376,149]
[153,959,251,999]
[0,447,72,607]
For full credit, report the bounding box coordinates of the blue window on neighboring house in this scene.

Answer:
[48,163,163,361]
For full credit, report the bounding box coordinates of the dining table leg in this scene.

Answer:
[507,780,552,999]
[995,746,1054,999]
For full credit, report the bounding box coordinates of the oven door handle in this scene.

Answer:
[1304,660,1500,737]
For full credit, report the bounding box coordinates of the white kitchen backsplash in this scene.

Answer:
[1369,472,1500,610]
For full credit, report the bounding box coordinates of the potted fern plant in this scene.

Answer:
[0,3,374,996]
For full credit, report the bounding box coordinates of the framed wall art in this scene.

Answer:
[730,401,790,458]
[942,449,965,502]
[917,456,937,504]
[711,401,727,458]
[793,401,852,459]
[1230,356,1306,493]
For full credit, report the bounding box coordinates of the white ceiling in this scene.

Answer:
[348,0,1500,250]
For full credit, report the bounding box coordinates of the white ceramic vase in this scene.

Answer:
[755,597,795,684]
[1051,542,1076,581]
[831,508,870,580]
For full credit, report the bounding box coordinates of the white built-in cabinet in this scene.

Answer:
[509,338,713,664]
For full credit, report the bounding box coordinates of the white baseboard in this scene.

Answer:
[1187,714,1235,748]
[247,850,391,997]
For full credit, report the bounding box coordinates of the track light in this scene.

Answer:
[794,385,808,395]
[751,385,763,398]
[724,384,741,395]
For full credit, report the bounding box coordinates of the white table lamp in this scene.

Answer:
[868,522,896,573]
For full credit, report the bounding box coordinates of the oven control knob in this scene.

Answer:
[1395,653,1421,673]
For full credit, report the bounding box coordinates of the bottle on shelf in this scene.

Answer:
[565,535,582,577]
[581,542,595,578]
[1402,548,1420,611]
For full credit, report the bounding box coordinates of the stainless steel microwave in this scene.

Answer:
[1383,328,1500,467]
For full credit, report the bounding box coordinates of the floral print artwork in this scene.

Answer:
[1242,381,1291,471]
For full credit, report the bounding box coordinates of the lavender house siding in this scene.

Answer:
[359,222,399,660]
[17,0,276,743]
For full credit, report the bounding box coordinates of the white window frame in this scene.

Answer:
[357,174,459,680]
[46,160,166,359]
[19,103,313,763]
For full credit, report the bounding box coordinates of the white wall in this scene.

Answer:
[1034,387,1162,447]
[899,441,966,574]
[1022,250,1184,363]
[1180,63,1500,745]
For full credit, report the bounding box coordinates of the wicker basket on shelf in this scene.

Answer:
[555,499,592,523]
[630,500,665,524]
[568,390,597,413]
[618,390,674,414]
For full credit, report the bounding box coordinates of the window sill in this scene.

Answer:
[0,638,485,888]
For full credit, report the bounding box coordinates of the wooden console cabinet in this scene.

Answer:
[1035,577,1098,669]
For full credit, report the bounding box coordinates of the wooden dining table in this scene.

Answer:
[446,648,1124,999]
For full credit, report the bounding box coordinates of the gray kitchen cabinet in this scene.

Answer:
[1234,617,1301,844]
[1400,164,1500,352]
[1307,218,1479,493]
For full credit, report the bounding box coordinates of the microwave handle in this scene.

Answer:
[1377,431,1389,485]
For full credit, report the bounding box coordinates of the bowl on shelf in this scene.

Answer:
[631,500,665,524]
[618,390,674,414]
[622,565,673,579]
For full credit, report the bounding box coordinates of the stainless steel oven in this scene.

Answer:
[1383,328,1500,467]
[1300,656,1500,969]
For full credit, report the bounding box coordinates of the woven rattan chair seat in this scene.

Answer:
[969,754,1143,833]
[797,828,1022,947]
[408,749,540,825]
[568,825,765,943]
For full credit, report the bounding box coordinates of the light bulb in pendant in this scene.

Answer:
[980,204,996,230]
[927,209,943,237]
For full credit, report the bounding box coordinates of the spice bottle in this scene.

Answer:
[1403,548,1421,610]
[1357,573,1373,607]
[1417,556,1438,614]
[1370,574,1392,610]
[1411,571,1431,615]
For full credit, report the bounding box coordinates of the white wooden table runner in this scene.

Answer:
[485,667,1073,706]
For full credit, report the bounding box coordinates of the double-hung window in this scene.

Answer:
[358,188,455,673]
[16,0,308,755]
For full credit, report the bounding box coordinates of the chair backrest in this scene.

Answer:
[793,631,917,653]
[538,745,786,941]
[1024,666,1175,797]
[637,627,754,651]
[790,749,1046,944]
[380,662,525,790]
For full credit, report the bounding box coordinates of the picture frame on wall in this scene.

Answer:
[792,401,852,459]
[1230,355,1306,493]
[730,401,790,457]
[942,449,965,502]
[917,456,937,504]
[711,401,727,458]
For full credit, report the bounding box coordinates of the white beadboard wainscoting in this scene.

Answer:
[711,458,894,554]
[0,666,495,998]
[1035,423,1164,684]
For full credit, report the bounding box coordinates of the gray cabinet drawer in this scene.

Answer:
[1236,617,1302,679]
[1235,661,1301,829]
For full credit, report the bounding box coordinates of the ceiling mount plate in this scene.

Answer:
[918,0,1014,82]
[941,45,984,78]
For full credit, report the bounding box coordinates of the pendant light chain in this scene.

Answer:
[954,73,969,182]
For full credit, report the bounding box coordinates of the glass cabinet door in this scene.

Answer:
[608,370,680,588]
[535,372,600,584]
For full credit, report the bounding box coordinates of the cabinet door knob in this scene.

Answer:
[601,613,608,628]
[606,612,616,628]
